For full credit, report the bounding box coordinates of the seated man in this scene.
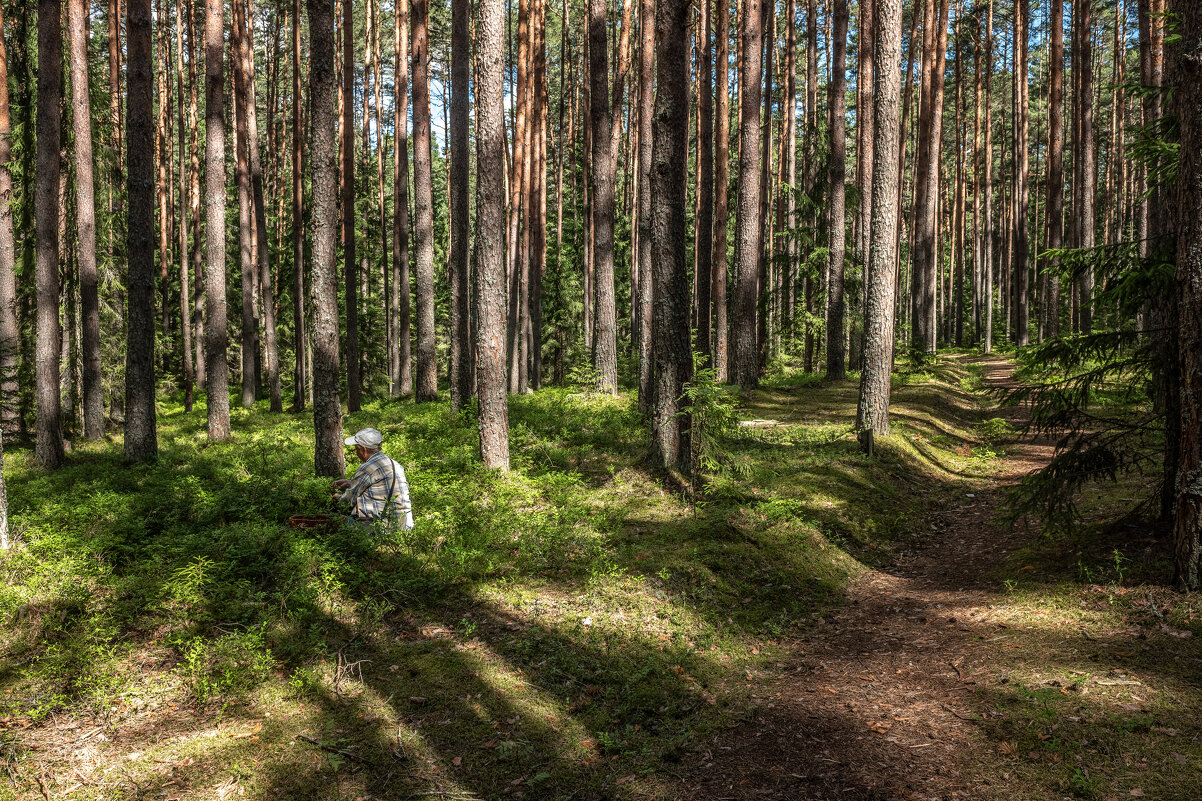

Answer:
[330,427,415,530]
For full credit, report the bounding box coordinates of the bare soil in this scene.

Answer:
[675,356,1053,801]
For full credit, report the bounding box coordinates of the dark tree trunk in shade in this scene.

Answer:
[856,0,902,436]
[825,0,848,380]
[449,0,471,410]
[35,0,65,468]
[174,0,193,413]
[413,0,438,401]
[341,0,361,411]
[0,4,20,434]
[187,0,205,393]
[307,0,345,477]
[242,0,282,412]
[650,0,692,470]
[1012,0,1029,346]
[1172,0,1202,589]
[474,0,510,469]
[125,0,157,462]
[1073,0,1095,333]
[393,0,412,395]
[711,0,730,383]
[1046,0,1063,340]
[855,0,874,274]
[588,0,618,394]
[204,0,231,439]
[292,0,307,410]
[731,0,762,389]
[68,0,104,440]
[982,0,994,353]
[694,0,714,366]
[233,0,257,408]
[756,0,772,375]
[636,0,654,410]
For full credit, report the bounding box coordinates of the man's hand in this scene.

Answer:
[331,479,351,496]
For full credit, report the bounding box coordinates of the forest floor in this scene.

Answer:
[0,355,1197,800]
[682,357,1202,801]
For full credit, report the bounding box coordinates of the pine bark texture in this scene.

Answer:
[1012,0,1029,346]
[588,0,618,393]
[292,0,307,410]
[636,0,654,409]
[650,0,692,470]
[732,0,762,389]
[342,0,361,410]
[307,0,346,477]
[694,0,714,366]
[234,0,258,408]
[449,0,471,410]
[711,0,730,383]
[825,0,849,379]
[204,0,231,440]
[0,3,16,435]
[474,0,510,469]
[413,0,438,401]
[125,0,158,462]
[1172,0,1202,590]
[1047,0,1064,340]
[393,0,412,395]
[68,0,104,440]
[35,0,65,468]
[856,0,902,436]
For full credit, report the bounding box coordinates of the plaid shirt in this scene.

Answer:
[340,450,415,529]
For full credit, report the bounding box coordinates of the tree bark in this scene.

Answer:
[636,0,655,409]
[1074,0,1094,332]
[856,0,902,436]
[125,0,157,462]
[340,0,361,410]
[588,0,618,393]
[694,0,714,367]
[474,0,510,468]
[175,0,194,413]
[1013,0,1029,346]
[651,0,692,470]
[68,0,104,439]
[412,0,438,401]
[731,0,762,389]
[35,0,65,468]
[393,0,412,395]
[308,0,346,476]
[0,3,17,434]
[233,0,258,407]
[204,0,231,439]
[711,0,730,383]
[1172,0,1202,590]
[825,0,849,379]
[450,0,471,410]
[1046,0,1064,340]
[292,0,308,409]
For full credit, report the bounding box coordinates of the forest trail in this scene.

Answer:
[678,356,1053,801]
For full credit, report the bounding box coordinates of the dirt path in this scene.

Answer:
[676,356,1052,801]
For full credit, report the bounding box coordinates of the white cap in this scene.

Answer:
[344,427,384,448]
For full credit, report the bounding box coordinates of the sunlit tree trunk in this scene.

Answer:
[1047,0,1064,340]
[636,0,655,408]
[450,0,471,410]
[475,0,510,469]
[394,0,412,395]
[711,0,730,382]
[588,0,617,393]
[292,0,308,409]
[204,0,231,440]
[0,4,17,434]
[1012,0,1029,346]
[413,0,438,401]
[35,0,65,468]
[1073,0,1094,332]
[174,0,194,413]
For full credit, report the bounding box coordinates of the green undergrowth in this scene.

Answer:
[0,357,996,800]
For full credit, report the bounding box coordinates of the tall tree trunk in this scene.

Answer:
[507,0,529,394]
[450,0,471,409]
[910,0,950,355]
[292,0,308,409]
[175,0,194,413]
[826,0,849,379]
[125,0,157,461]
[1074,0,1094,332]
[68,0,104,440]
[187,0,204,393]
[205,0,231,440]
[1171,0,1202,589]
[412,0,438,401]
[711,0,730,382]
[35,0,65,468]
[393,0,412,395]
[474,0,510,468]
[803,0,817,371]
[233,0,257,407]
[0,3,17,434]
[756,0,773,375]
[340,0,361,410]
[982,0,994,352]
[636,0,655,408]
[1047,0,1064,340]
[108,0,125,285]
[731,0,762,389]
[694,0,714,366]
[242,0,282,411]
[857,0,902,436]
[856,0,875,284]
[308,0,345,476]
[651,0,692,470]
[781,0,797,345]
[588,0,617,393]
[1012,0,1029,346]
[530,0,548,389]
